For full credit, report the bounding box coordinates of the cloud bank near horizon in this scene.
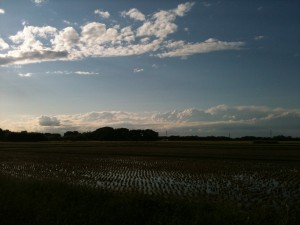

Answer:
[0,2,244,67]
[1,105,299,137]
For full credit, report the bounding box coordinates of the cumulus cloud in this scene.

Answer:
[52,27,79,52]
[0,8,5,14]
[121,8,145,21]
[136,3,194,39]
[174,2,195,16]
[0,38,9,50]
[1,105,300,137]
[0,2,245,67]
[39,116,60,126]
[94,9,110,18]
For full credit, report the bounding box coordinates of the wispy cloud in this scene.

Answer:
[257,6,263,11]
[152,64,158,69]
[62,20,78,26]
[46,70,72,75]
[18,73,32,77]
[201,2,213,7]
[45,70,98,75]
[75,71,99,75]
[157,38,244,58]
[0,2,245,67]
[0,8,5,14]
[133,68,144,73]
[1,105,300,137]
[254,35,265,41]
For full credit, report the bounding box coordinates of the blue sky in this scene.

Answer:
[0,0,299,137]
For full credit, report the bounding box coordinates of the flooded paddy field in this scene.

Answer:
[0,141,300,220]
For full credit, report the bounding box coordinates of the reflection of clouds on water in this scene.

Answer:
[0,158,299,211]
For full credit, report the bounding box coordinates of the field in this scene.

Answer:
[0,141,299,224]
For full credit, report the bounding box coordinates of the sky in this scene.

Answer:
[0,0,300,137]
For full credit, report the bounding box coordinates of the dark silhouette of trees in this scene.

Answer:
[0,129,47,142]
[91,127,115,141]
[0,127,299,142]
[114,128,130,141]
[81,127,159,141]
[63,131,86,141]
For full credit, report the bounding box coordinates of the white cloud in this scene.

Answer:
[10,25,57,44]
[52,27,79,52]
[121,8,145,21]
[1,105,300,137]
[94,9,110,18]
[0,8,5,14]
[46,70,74,75]
[136,2,194,40]
[0,38,9,50]
[157,38,244,58]
[118,26,135,43]
[62,20,78,26]
[80,22,118,47]
[137,11,176,39]
[133,68,144,73]
[0,2,244,66]
[45,70,99,76]
[18,73,32,77]
[32,0,46,6]
[22,20,28,26]
[75,71,99,75]
[174,2,195,16]
[39,116,60,126]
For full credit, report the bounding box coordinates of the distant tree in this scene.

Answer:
[0,128,3,140]
[142,129,159,141]
[92,127,115,140]
[63,131,85,140]
[45,133,61,141]
[130,129,143,141]
[114,128,130,141]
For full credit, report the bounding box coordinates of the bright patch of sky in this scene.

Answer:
[0,0,299,137]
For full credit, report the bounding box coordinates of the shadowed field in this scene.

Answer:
[0,141,299,224]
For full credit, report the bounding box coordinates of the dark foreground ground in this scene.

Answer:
[0,141,299,225]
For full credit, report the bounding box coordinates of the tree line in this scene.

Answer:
[166,135,300,142]
[0,127,159,142]
[0,127,299,142]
